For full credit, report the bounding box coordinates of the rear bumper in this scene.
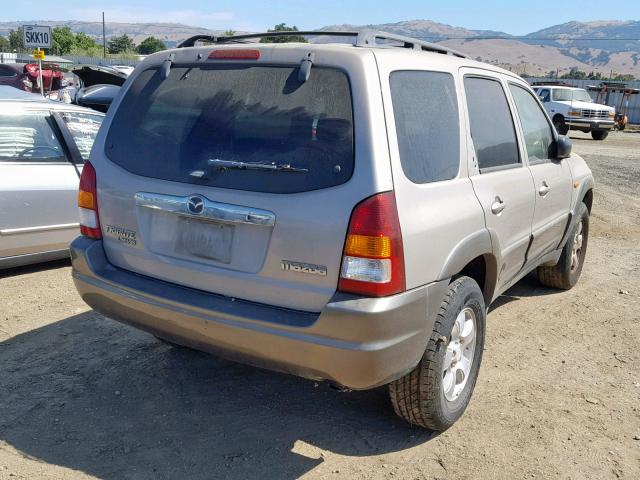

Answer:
[70,237,448,390]
[567,119,615,130]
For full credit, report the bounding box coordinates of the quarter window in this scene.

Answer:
[509,84,555,163]
[464,77,520,171]
[390,71,460,183]
[0,112,65,163]
[59,112,104,161]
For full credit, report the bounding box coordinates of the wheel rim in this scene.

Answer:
[442,307,477,402]
[570,219,584,271]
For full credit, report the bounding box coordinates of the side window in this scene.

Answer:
[509,84,555,164]
[0,112,65,163]
[0,66,16,77]
[390,71,460,183]
[464,76,520,171]
[538,89,550,103]
[59,111,104,162]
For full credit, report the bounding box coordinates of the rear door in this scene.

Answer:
[0,109,80,258]
[507,82,572,260]
[460,69,535,292]
[94,47,390,312]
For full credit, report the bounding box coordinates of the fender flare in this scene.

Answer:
[438,229,499,303]
[558,178,594,249]
[573,177,595,216]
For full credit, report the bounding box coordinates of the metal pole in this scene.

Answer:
[38,52,44,96]
[102,12,106,59]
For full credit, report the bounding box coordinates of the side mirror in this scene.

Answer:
[555,135,572,160]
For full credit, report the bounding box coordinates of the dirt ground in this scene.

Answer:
[1,131,639,480]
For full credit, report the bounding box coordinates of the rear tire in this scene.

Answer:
[591,130,609,141]
[537,202,589,290]
[553,116,569,135]
[389,276,486,431]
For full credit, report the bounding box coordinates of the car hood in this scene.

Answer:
[556,100,615,112]
[72,66,127,87]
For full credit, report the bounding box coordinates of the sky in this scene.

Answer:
[1,0,639,35]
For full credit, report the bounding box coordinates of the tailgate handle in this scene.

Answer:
[135,192,275,227]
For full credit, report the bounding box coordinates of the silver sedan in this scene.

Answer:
[0,86,104,269]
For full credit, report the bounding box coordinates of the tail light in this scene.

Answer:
[78,162,102,239]
[338,192,405,297]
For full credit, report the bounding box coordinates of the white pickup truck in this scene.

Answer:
[533,84,615,140]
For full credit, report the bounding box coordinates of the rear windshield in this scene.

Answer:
[105,64,354,194]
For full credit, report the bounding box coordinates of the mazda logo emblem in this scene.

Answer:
[187,195,205,215]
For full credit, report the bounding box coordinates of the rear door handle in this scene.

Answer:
[539,181,550,197]
[491,196,506,215]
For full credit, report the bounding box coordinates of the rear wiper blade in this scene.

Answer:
[208,158,308,173]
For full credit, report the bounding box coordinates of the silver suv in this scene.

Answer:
[71,31,594,431]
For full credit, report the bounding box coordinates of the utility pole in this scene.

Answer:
[102,12,106,59]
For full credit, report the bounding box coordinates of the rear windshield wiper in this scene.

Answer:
[208,158,308,173]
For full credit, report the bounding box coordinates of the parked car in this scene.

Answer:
[71,65,128,112]
[0,86,104,269]
[0,63,65,94]
[110,65,135,76]
[70,31,594,431]
[532,84,615,140]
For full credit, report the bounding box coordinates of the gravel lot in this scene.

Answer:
[1,131,639,480]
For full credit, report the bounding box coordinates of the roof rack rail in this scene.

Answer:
[176,30,468,58]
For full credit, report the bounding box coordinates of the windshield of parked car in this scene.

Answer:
[552,88,593,103]
[106,64,354,194]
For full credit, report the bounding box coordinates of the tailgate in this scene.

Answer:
[94,46,390,312]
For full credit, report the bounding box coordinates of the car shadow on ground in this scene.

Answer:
[0,311,436,479]
[0,258,70,279]
[490,272,558,312]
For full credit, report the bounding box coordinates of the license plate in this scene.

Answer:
[176,217,234,264]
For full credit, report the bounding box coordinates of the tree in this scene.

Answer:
[136,36,166,55]
[8,28,24,52]
[108,34,136,54]
[612,73,635,81]
[560,67,587,80]
[0,35,9,51]
[51,26,75,55]
[74,32,98,51]
[260,23,307,43]
[223,29,236,37]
